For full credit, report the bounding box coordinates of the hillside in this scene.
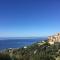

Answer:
[0,40,60,60]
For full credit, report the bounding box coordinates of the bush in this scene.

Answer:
[0,53,11,60]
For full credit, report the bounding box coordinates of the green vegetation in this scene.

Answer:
[0,53,11,60]
[0,41,60,60]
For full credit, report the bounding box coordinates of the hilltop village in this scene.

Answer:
[48,33,60,44]
[1,33,60,60]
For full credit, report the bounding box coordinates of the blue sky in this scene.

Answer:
[0,0,60,37]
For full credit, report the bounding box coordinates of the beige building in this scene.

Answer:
[48,33,60,44]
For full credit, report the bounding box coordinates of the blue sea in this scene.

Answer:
[0,38,47,50]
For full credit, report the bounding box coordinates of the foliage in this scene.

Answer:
[0,53,11,60]
[0,41,60,60]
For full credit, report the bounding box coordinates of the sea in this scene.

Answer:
[0,37,47,50]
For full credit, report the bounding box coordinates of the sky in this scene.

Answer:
[0,0,60,37]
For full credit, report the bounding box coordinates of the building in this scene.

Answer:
[48,33,60,44]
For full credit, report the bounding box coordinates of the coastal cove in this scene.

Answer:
[0,37,47,50]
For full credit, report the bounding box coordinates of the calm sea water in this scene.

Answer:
[0,38,47,50]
